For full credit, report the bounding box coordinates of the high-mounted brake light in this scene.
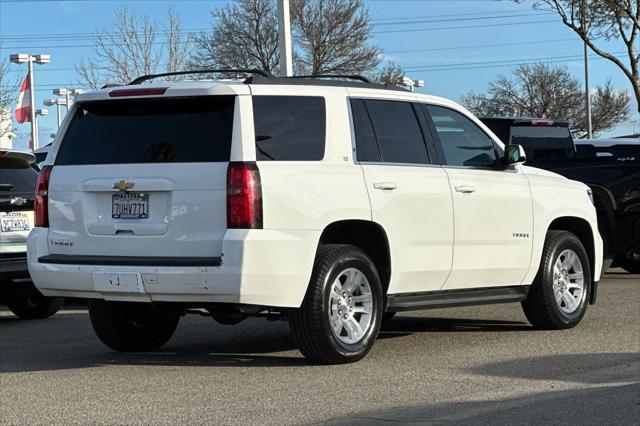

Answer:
[226,162,263,229]
[34,165,52,227]
[531,119,554,126]
[108,87,168,97]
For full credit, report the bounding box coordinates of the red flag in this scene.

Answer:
[15,73,31,123]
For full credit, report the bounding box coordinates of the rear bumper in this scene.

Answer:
[27,227,319,308]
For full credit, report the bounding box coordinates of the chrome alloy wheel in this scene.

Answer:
[552,249,585,314]
[328,268,374,345]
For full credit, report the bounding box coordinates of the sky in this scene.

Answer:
[1,0,638,151]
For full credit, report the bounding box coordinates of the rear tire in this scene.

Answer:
[6,295,64,319]
[522,230,591,330]
[88,300,180,352]
[289,244,383,364]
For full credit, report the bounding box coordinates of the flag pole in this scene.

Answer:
[28,57,38,150]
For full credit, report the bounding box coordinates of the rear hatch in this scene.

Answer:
[0,153,36,256]
[47,94,236,260]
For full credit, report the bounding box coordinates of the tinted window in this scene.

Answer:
[510,126,575,161]
[427,105,497,168]
[253,96,325,161]
[364,100,428,164]
[350,99,381,162]
[0,159,37,196]
[56,96,235,165]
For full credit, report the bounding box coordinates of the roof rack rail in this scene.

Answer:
[289,74,372,83]
[129,69,274,85]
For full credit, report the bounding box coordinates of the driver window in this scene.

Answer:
[426,105,497,168]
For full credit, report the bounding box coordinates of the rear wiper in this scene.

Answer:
[0,183,14,193]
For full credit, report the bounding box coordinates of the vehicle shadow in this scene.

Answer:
[379,316,531,336]
[322,382,640,425]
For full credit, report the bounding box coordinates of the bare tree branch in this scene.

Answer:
[461,63,630,137]
[522,0,640,113]
[75,8,192,88]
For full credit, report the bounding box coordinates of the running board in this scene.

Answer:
[386,285,529,312]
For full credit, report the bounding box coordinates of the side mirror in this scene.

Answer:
[504,144,527,167]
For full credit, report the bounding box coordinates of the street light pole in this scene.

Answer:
[10,53,50,150]
[27,57,38,150]
[277,0,293,77]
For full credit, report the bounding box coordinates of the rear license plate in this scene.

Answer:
[112,192,149,219]
[93,272,145,294]
[0,211,31,232]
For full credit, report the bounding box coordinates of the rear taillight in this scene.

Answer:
[34,165,52,227]
[226,162,262,229]
[531,119,554,126]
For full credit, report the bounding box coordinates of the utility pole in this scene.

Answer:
[277,0,293,77]
[581,6,592,139]
[584,41,593,139]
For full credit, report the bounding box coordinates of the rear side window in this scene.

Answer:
[427,105,497,168]
[364,100,428,164]
[55,96,235,165]
[350,99,381,162]
[253,96,326,161]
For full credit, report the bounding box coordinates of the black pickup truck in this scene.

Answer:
[481,117,640,274]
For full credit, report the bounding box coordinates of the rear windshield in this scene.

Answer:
[0,159,37,196]
[510,126,575,161]
[55,96,235,165]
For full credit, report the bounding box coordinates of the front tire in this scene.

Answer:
[522,230,591,329]
[6,295,65,319]
[88,300,180,352]
[289,244,383,364]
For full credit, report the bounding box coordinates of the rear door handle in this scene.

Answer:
[373,182,397,191]
[455,185,476,193]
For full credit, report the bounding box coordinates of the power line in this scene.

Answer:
[386,38,576,54]
[373,19,558,34]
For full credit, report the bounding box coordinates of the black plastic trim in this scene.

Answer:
[386,285,530,312]
[38,255,222,267]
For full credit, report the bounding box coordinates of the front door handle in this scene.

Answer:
[455,185,476,193]
[373,182,397,191]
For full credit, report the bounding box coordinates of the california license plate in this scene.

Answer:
[93,272,145,294]
[112,192,149,219]
[0,211,31,232]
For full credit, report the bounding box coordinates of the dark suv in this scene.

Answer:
[1,149,64,318]
[481,117,640,274]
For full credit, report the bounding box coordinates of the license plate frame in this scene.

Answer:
[112,192,149,219]
[93,272,145,294]
[0,211,31,233]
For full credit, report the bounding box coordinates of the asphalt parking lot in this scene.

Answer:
[1,270,638,425]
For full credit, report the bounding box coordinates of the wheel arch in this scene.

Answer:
[546,216,598,304]
[317,220,391,295]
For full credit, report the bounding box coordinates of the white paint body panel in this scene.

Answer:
[28,81,603,308]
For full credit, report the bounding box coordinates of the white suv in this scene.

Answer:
[28,71,603,364]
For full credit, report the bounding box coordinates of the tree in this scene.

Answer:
[76,9,192,89]
[0,52,18,140]
[521,0,639,113]
[190,0,280,73]
[462,63,630,137]
[190,0,395,78]
[371,62,405,85]
[291,0,381,75]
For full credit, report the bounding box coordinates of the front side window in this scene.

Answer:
[253,96,326,161]
[364,99,429,164]
[427,105,497,168]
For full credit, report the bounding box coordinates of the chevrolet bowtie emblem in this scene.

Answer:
[113,180,134,191]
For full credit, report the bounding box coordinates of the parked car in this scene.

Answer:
[28,71,602,364]
[1,149,64,318]
[480,118,639,274]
